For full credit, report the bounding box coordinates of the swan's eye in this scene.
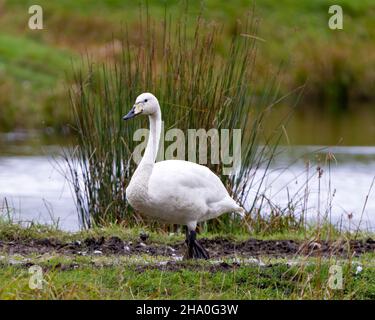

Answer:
[144,99,148,102]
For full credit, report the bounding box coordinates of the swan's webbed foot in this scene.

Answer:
[184,230,209,260]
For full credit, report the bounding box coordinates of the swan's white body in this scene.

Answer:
[125,93,245,232]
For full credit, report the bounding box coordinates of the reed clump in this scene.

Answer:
[66,10,290,231]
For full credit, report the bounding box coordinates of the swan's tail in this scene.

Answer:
[234,205,246,219]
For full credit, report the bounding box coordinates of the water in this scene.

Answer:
[1,144,374,231]
[0,106,374,231]
[0,132,79,231]
[248,146,375,231]
[0,155,78,230]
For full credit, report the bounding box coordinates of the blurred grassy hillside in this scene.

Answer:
[0,0,374,131]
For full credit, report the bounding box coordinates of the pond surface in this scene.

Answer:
[0,106,374,231]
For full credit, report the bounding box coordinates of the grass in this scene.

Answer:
[0,0,374,130]
[0,33,74,130]
[0,218,357,244]
[1,220,375,299]
[1,221,375,299]
[2,261,374,299]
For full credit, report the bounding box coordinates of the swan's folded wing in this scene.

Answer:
[150,160,230,204]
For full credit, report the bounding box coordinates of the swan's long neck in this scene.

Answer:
[131,105,162,196]
[127,100,161,206]
[139,109,161,167]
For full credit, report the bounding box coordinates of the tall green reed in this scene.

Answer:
[65,9,289,231]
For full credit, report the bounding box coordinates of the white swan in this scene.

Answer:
[123,93,245,259]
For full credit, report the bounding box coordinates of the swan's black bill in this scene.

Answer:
[123,106,139,120]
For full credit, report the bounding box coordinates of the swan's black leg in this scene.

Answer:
[184,228,209,260]
[184,227,194,258]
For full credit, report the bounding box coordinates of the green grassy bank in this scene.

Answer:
[1,221,375,299]
[0,0,374,130]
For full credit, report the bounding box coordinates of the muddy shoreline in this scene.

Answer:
[1,236,375,258]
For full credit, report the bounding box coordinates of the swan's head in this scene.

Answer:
[123,92,159,120]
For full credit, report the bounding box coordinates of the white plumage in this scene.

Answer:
[123,92,245,258]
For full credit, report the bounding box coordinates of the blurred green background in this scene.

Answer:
[0,0,374,137]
